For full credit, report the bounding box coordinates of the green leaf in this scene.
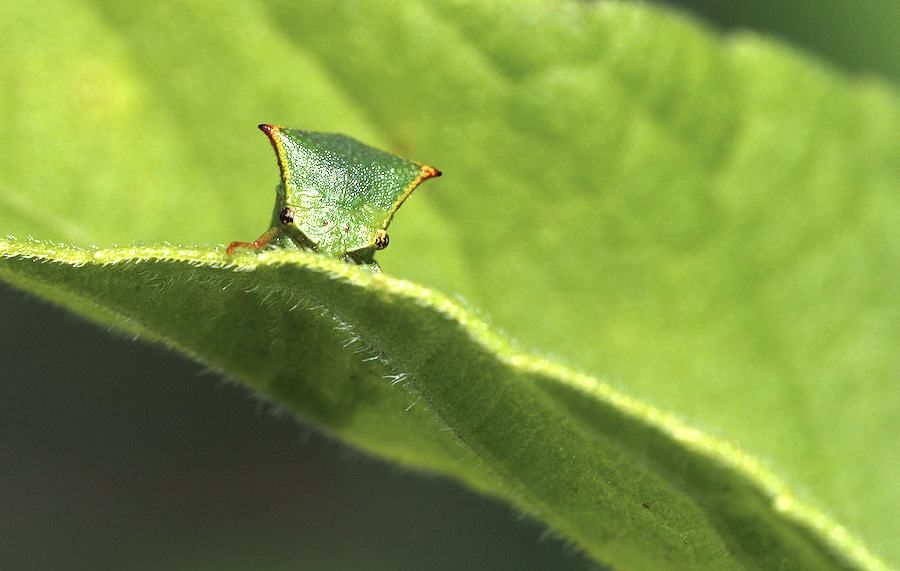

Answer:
[0,238,885,571]
[1,1,898,570]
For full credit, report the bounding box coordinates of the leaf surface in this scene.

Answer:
[0,0,898,569]
[0,238,884,570]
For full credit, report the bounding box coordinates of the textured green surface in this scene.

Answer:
[249,126,438,257]
[0,0,898,569]
[0,239,886,570]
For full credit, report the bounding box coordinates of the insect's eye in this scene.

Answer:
[279,206,295,226]
[373,229,389,250]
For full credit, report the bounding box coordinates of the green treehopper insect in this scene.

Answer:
[227,125,441,270]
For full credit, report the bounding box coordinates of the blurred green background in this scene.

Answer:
[666,0,900,80]
[2,1,898,569]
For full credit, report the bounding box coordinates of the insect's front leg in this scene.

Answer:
[226,226,282,255]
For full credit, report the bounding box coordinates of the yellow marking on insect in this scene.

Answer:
[259,124,290,184]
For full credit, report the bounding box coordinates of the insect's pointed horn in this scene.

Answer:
[258,125,289,184]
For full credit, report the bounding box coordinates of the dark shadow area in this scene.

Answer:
[0,283,598,571]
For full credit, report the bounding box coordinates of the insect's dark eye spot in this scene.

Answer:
[373,230,389,250]
[279,206,295,226]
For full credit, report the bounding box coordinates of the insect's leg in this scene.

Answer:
[226,226,282,255]
[284,229,318,252]
[345,248,381,271]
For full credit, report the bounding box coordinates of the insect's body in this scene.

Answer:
[227,125,440,270]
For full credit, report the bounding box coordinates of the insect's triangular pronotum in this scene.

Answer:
[259,125,441,257]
